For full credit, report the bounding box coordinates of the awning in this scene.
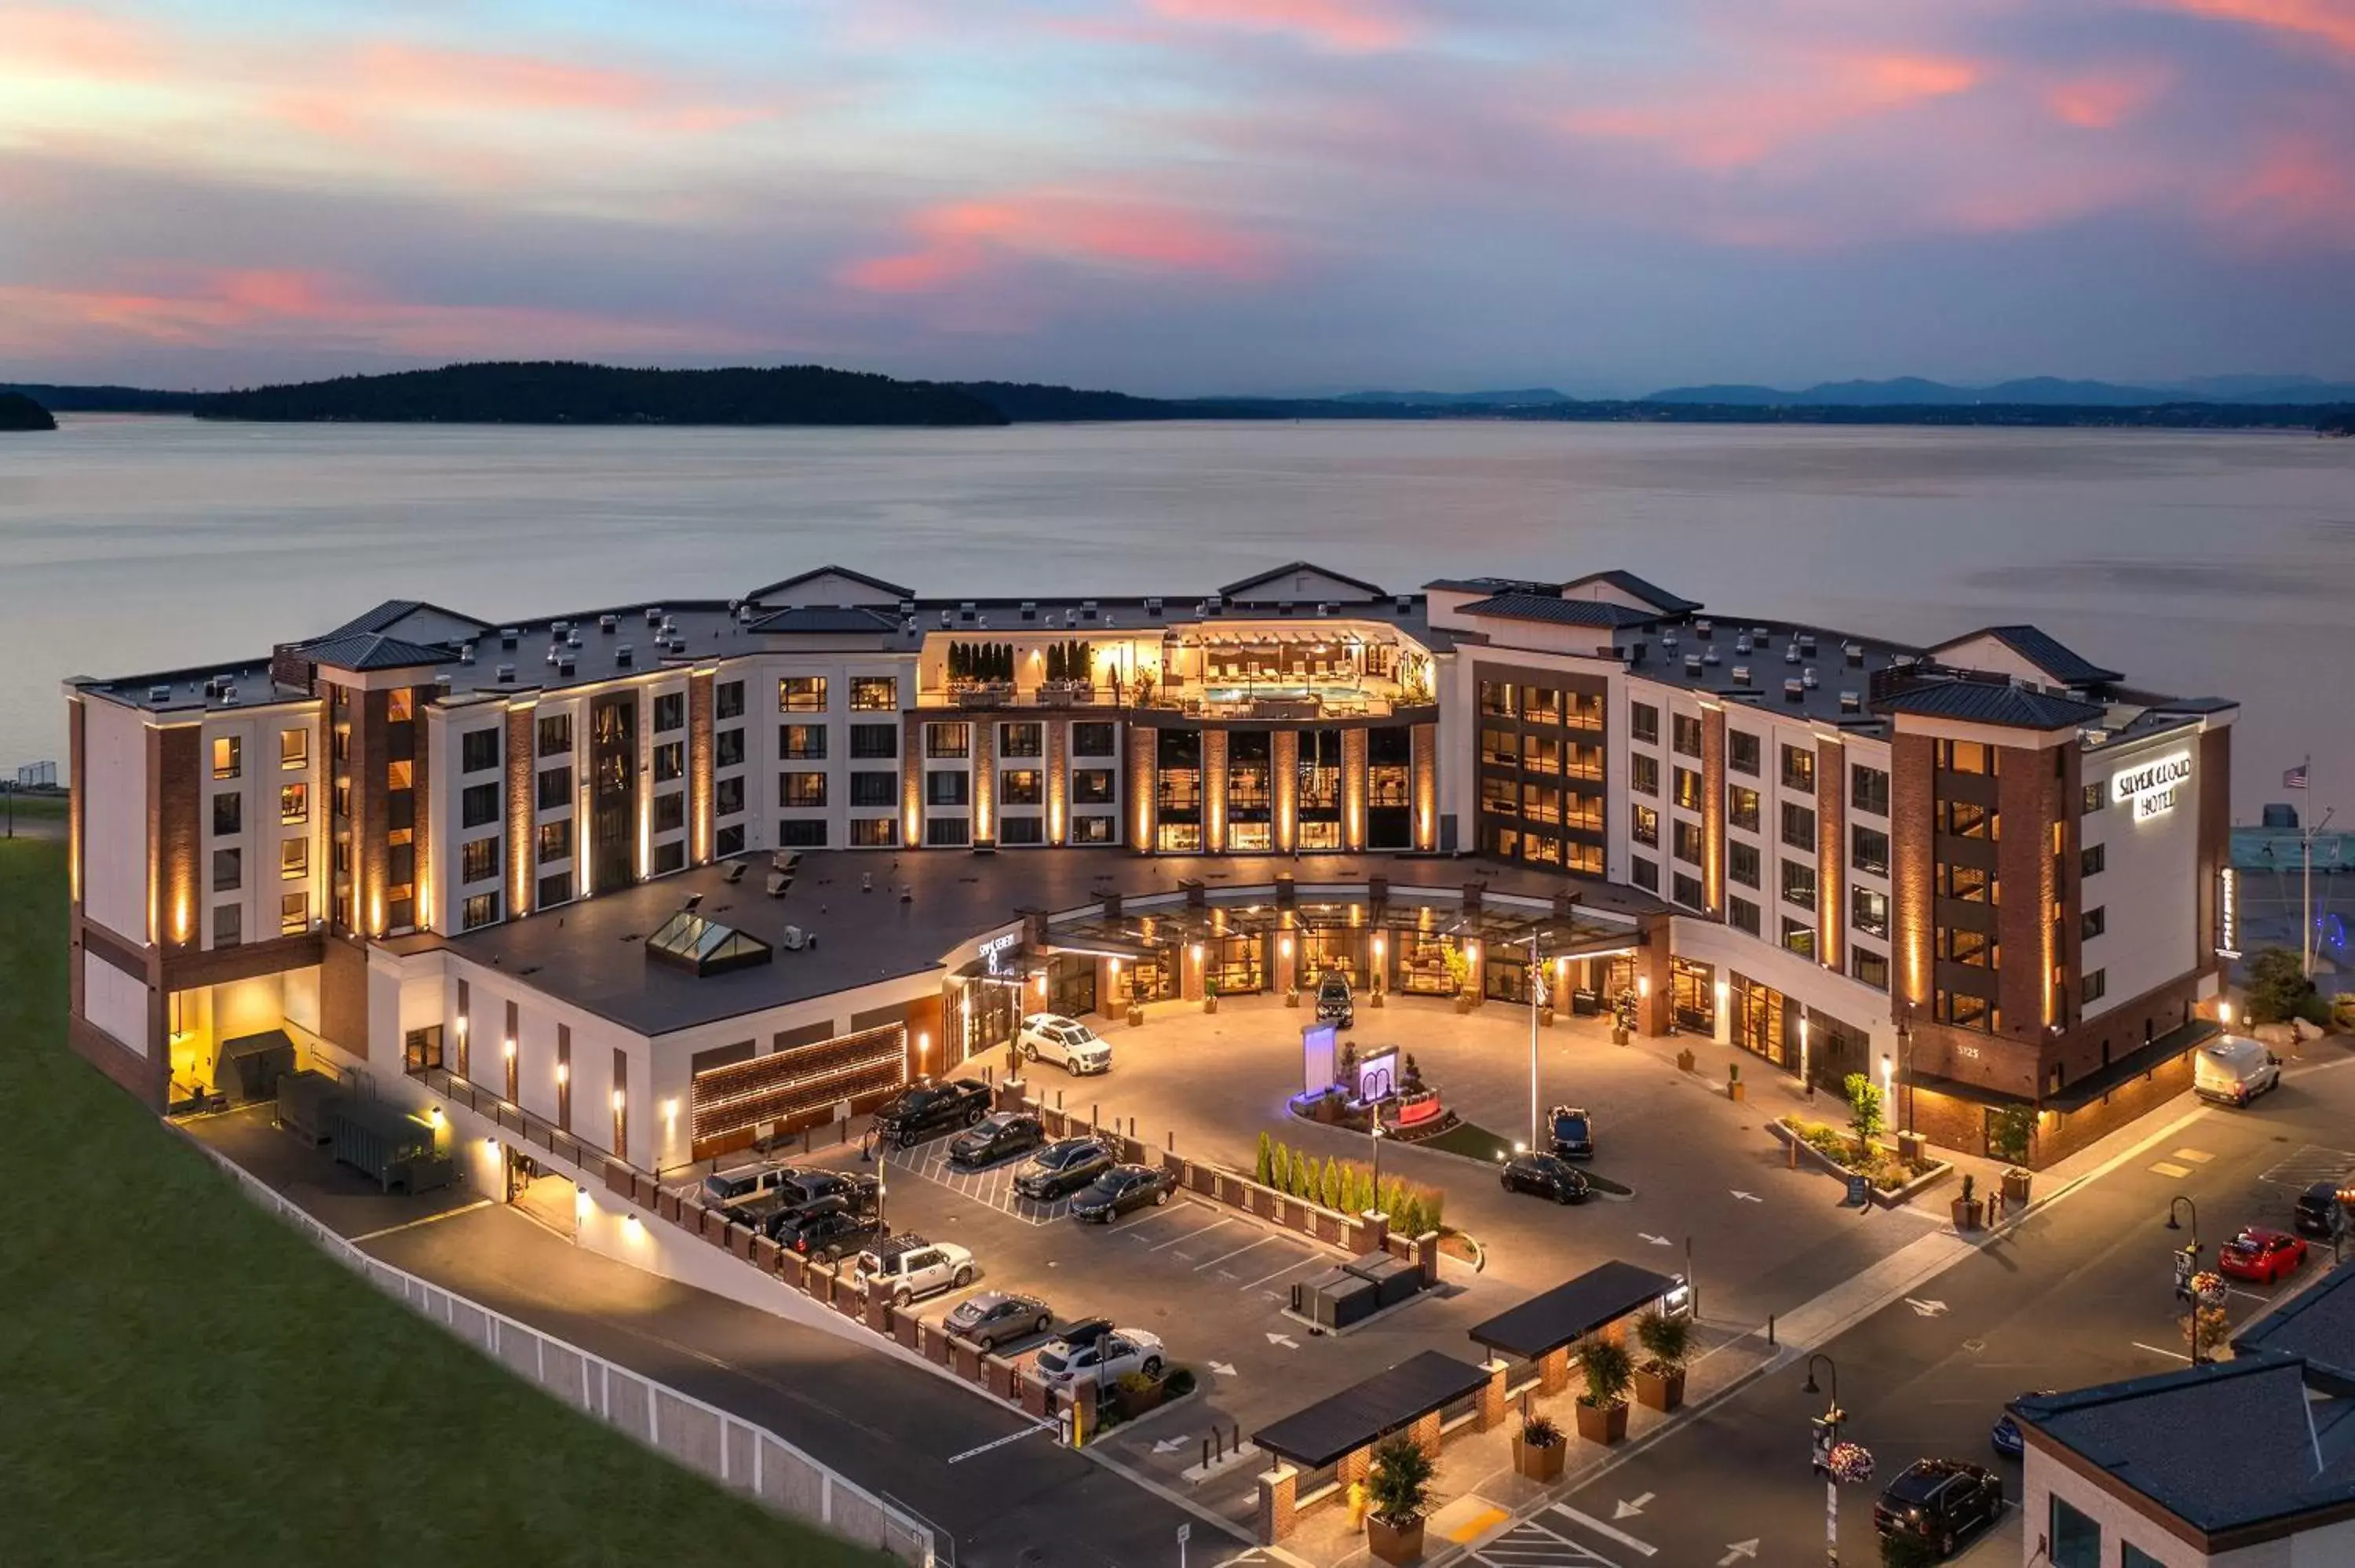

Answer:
[1251,1351,1489,1471]
[1466,1262,1678,1361]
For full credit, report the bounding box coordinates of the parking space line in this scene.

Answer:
[1150,1215,1234,1252]
[1196,1234,1287,1272]
[2132,1341,2193,1362]
[1237,1253,1325,1292]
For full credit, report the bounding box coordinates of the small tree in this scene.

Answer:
[1636,1308,1692,1373]
[2247,947,2313,1025]
[1576,1336,1634,1409]
[1366,1435,1433,1526]
[1255,1132,1274,1187]
[1842,1073,1886,1160]
[1270,1142,1291,1194]
[1294,1154,1319,1202]
[1395,1190,1425,1238]
[1988,1104,2036,1168]
[1321,1156,1344,1210]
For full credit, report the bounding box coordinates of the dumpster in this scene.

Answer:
[1344,1250,1422,1309]
[276,1069,341,1146]
[329,1097,453,1194]
[218,1030,296,1106]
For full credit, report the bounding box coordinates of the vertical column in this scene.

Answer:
[155,724,199,954]
[411,689,433,930]
[1995,743,2054,1036]
[1411,721,1437,851]
[1700,704,1725,914]
[455,977,471,1078]
[1342,727,1368,853]
[556,1022,572,1132]
[2196,724,2233,981]
[973,717,996,846]
[1890,734,1936,1015]
[1126,724,1157,851]
[1816,737,1844,974]
[612,1045,630,1161]
[688,670,715,866]
[1047,717,1068,846]
[503,998,520,1103]
[1273,729,1300,853]
[355,690,389,936]
[902,713,925,850]
[505,704,534,920]
[1203,728,1229,854]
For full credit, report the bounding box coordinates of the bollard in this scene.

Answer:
[1787,1137,1798,1170]
[1768,1314,1776,1347]
[1167,1129,1176,1152]
[1093,1103,1100,1131]
[1203,1437,1211,1470]
[804,1126,813,1155]
[1233,1422,1242,1453]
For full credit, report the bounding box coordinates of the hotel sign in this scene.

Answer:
[977,932,1021,976]
[2113,750,2192,822]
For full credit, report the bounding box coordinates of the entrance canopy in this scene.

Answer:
[1252,1350,1488,1471]
[1466,1261,1679,1361]
[1044,884,1639,956]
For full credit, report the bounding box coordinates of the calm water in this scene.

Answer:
[3,416,2350,813]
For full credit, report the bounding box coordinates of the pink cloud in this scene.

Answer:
[2046,61,2176,128]
[1561,50,1983,170]
[2152,0,2355,53]
[840,193,1274,294]
[1143,0,1417,53]
[1,6,163,78]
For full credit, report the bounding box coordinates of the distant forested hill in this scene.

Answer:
[0,383,199,413]
[0,392,57,431]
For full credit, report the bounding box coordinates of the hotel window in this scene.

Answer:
[1001,817,1045,845]
[2082,968,2107,1004]
[388,689,413,723]
[1729,897,1761,936]
[1631,804,1659,846]
[1629,702,1659,745]
[780,819,829,847]
[1156,821,1202,852]
[280,837,308,880]
[1517,734,1558,774]
[1937,738,1995,775]
[1937,988,1996,1032]
[1852,824,1890,875]
[1729,841,1760,888]
[2083,905,2106,939]
[1671,713,1703,757]
[926,818,970,848]
[1072,769,1113,805]
[1482,777,1519,818]
[1672,821,1704,866]
[1000,768,1042,806]
[1937,863,1998,903]
[1071,816,1114,845]
[1850,764,1889,815]
[1729,786,1760,832]
[2048,1500,2100,1568]
[462,728,500,773]
[462,782,498,829]
[1937,799,1999,839]
[1780,917,1815,959]
[849,723,895,759]
[716,728,745,769]
[1938,926,1997,966]
[1481,727,1516,766]
[538,766,571,811]
[1564,794,1603,834]
[1520,783,1560,824]
[2081,843,2106,877]
[279,727,308,769]
[280,892,309,936]
[1630,754,1659,797]
[654,841,686,873]
[1673,873,1705,910]
[1000,723,1042,758]
[1630,855,1659,892]
[1566,843,1604,874]
[538,713,571,757]
[716,776,744,817]
[782,724,827,760]
[2081,782,2104,815]
[212,735,241,779]
[1565,742,1602,780]
[780,676,828,712]
[783,771,828,808]
[2120,1547,2162,1568]
[1728,729,1759,775]
[714,824,745,858]
[654,792,685,833]
[1780,859,1816,910]
[926,770,969,807]
[213,792,242,836]
[653,692,685,734]
[1851,887,1889,938]
[653,742,684,783]
[926,722,970,759]
[334,783,351,822]
[1851,946,1888,990]
[462,892,500,932]
[1565,693,1604,731]
[538,819,572,863]
[1480,680,1514,717]
[717,680,745,720]
[1520,685,1560,724]
[386,760,413,793]
[851,818,898,847]
[214,903,242,947]
[849,772,896,808]
[1072,723,1115,757]
[539,871,573,910]
[1780,744,1814,792]
[213,847,242,892]
[850,676,897,711]
[461,837,498,884]
[1673,767,1703,811]
[1781,800,1816,851]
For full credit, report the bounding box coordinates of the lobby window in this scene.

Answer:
[462,728,500,774]
[1630,754,1659,797]
[1001,817,1044,845]
[538,871,573,910]
[1780,743,1814,793]
[1780,917,1815,959]
[1673,766,1703,811]
[716,728,744,769]
[1072,722,1115,757]
[653,742,684,783]
[1070,816,1113,845]
[1728,897,1761,936]
[849,723,895,759]
[1851,887,1889,938]
[1937,863,1999,903]
[926,770,969,807]
[1729,841,1760,888]
[1630,702,1659,746]
[1671,713,1703,757]
[1630,855,1659,892]
[1937,738,1996,775]
[1937,799,1999,840]
[716,776,744,817]
[2083,905,2105,939]
[778,819,829,847]
[782,724,827,759]
[538,765,571,811]
[653,692,685,734]
[280,892,309,936]
[539,713,571,757]
[214,903,242,947]
[1673,821,1704,866]
[850,676,897,712]
[213,847,242,892]
[924,815,970,848]
[1073,769,1113,805]
[461,837,498,884]
[1729,786,1760,833]
[851,818,898,847]
[1780,859,1816,910]
[926,722,970,759]
[1851,764,1889,816]
[1937,926,1997,967]
[1000,723,1042,758]
[2082,969,2107,1005]
[1672,872,1705,910]
[1851,946,1888,990]
[1631,804,1659,847]
[462,782,498,829]
[1852,824,1890,875]
[780,676,827,713]
[212,735,241,779]
[462,892,500,932]
[783,771,828,808]
[716,680,744,721]
[1780,800,1816,851]
[654,840,685,873]
[538,819,571,864]
[280,838,307,880]
[1000,768,1042,806]
[714,824,744,858]
[279,727,309,769]
[2081,843,2106,877]
[1156,821,1202,852]
[653,792,685,833]
[1728,729,1760,776]
[2081,782,2104,815]
[214,792,242,837]
[849,772,896,808]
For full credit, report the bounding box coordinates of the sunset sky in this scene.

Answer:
[4,0,2353,392]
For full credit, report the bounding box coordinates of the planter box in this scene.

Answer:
[1370,989,1385,1008]
[1203,994,1219,1015]
[1612,1027,1630,1045]
[1513,1435,1568,1482]
[1128,1005,1145,1028]
[1769,1120,1953,1209]
[1675,1048,1696,1074]
[1574,1399,1630,1446]
[1727,1080,1747,1102]
[1286,990,1301,1008]
[1952,1198,1985,1232]
[1367,1515,1426,1565]
[1454,996,1473,1015]
[1634,1366,1686,1412]
[1110,1379,1167,1421]
[2002,1169,2033,1207]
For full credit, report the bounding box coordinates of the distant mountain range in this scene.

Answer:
[1640,374,2355,407]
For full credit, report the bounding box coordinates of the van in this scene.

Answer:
[2193,1034,2282,1107]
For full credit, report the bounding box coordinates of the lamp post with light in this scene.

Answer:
[1802,1353,1847,1567]
[2167,1194,2206,1364]
[1526,931,1546,1153]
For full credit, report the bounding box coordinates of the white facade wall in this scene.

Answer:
[79,696,151,942]
[2081,726,2204,1024]
[195,704,317,952]
[758,651,918,853]
[82,948,148,1055]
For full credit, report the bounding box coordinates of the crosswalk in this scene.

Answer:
[2258,1144,2355,1189]
[1470,1506,1641,1566]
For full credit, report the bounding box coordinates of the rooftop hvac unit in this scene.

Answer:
[496,664,516,684]
[148,684,171,703]
[557,658,575,676]
[1684,655,1703,676]
[1736,634,1752,654]
[1752,625,1771,641]
[1660,633,1678,651]
[1394,594,1413,614]
[1785,646,1802,664]
[1703,648,1721,666]
[1784,678,1805,703]
[434,674,453,694]
[898,599,916,615]
[1839,691,1862,713]
[1020,602,1036,621]
[552,620,570,634]
[903,618,918,633]
[1845,643,1864,666]
[1731,665,1751,686]
[1797,633,1818,656]
[458,644,476,664]
[1145,597,1163,614]
[500,627,519,649]
[939,609,952,626]
[219,687,239,706]
[615,644,633,667]
[567,630,582,647]
[1802,667,1819,689]
[599,614,617,633]
[645,605,664,623]
[1694,618,1714,637]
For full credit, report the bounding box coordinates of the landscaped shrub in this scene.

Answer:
[1255,1132,1274,1187]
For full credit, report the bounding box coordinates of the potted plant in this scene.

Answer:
[1990,1105,2036,1205]
[1574,1336,1634,1445]
[1726,1061,1746,1103]
[1365,1434,1433,1565]
[1513,1412,1567,1482]
[1126,1001,1145,1027]
[1951,1172,1984,1232]
[1611,987,1638,1045]
[1634,1309,1692,1413]
[1203,977,1219,1016]
[1675,1046,1696,1074]
[1286,983,1301,1008]
[1444,946,1473,1012]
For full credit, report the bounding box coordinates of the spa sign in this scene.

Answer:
[2113,750,2192,822]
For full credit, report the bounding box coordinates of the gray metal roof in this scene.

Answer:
[1561,571,1703,616]
[1871,680,2108,730]
[744,605,904,636]
[2234,1257,2355,1391]
[1459,593,1659,629]
[317,598,491,642]
[1253,1351,1490,1470]
[1466,1261,1678,1359]
[294,632,458,672]
[1937,624,2123,686]
[1219,561,1389,601]
[743,565,915,604]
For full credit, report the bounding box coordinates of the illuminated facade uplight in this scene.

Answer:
[502,1037,517,1059]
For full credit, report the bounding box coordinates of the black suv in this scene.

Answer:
[776,1200,889,1263]
[2294,1178,2355,1238]
[950,1110,1046,1168]
[1549,1105,1594,1161]
[1872,1459,2003,1558]
[1316,972,1355,1030]
[874,1078,992,1147]
[740,1171,878,1236]
[1014,1136,1119,1201]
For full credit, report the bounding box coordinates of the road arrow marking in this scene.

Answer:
[1719,1541,1760,1565]
[1905,1296,1949,1318]
[1153,1435,1190,1454]
[1731,1190,1763,1203]
[1210,1361,1239,1377]
[1637,1232,1673,1247]
[1266,1333,1300,1349]
[1614,1493,1654,1519]
[1551,1504,1656,1557]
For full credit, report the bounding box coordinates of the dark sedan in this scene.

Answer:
[1989,1391,2052,1459]
[950,1110,1046,1168]
[1500,1152,1591,1205]
[944,1291,1055,1351]
[2293,1179,2354,1238]
[1013,1137,1118,1202]
[1070,1164,1178,1223]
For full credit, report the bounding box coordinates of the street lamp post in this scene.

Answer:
[1369,1120,1385,1214]
[1896,1005,1915,1135]
[2167,1195,2203,1364]
[1526,932,1544,1154]
[1802,1354,1844,1568]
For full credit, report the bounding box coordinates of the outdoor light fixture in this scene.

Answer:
[1280,935,1294,957]
[612,1089,625,1114]
[2219,1000,2235,1026]
[556,1062,569,1085]
[1636,975,1650,999]
[503,1037,517,1059]
[1190,943,1204,962]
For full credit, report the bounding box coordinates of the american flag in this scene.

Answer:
[2284,763,2309,789]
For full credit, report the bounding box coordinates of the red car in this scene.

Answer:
[2219,1227,2308,1285]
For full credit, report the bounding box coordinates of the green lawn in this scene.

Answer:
[0,839,889,1566]
[3,789,66,820]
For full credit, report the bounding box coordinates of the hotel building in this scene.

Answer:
[64,561,2235,1173]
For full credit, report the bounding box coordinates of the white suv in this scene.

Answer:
[1020,1014,1112,1075]
[1035,1326,1165,1388]
[854,1237,977,1306]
